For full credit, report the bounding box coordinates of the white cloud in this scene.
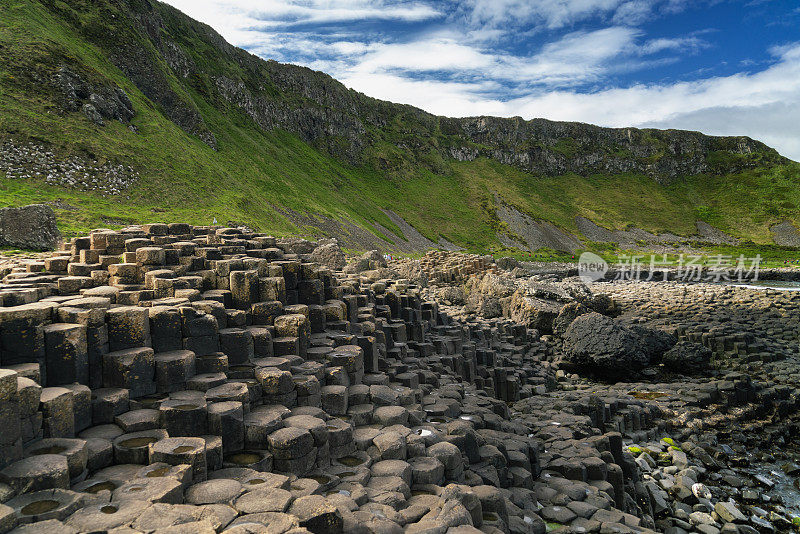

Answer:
[331,41,800,160]
[159,0,800,161]
[161,0,442,54]
[612,0,655,25]
[337,72,507,117]
[462,0,628,29]
[640,36,707,54]
[352,39,495,74]
[510,43,800,125]
[166,0,441,26]
[459,0,702,30]
[329,41,371,56]
[510,27,642,85]
[245,1,442,25]
[331,27,644,89]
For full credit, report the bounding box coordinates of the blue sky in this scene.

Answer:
[163,0,800,160]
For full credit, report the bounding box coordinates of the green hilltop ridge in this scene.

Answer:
[1,0,799,251]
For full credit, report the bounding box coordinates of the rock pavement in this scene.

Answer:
[0,234,798,534]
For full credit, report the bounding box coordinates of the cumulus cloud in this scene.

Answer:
[511,27,643,85]
[458,0,699,30]
[510,43,800,124]
[161,0,442,53]
[160,0,800,161]
[330,27,661,89]
[165,0,441,27]
[462,0,627,29]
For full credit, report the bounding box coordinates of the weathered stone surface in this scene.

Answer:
[662,340,713,374]
[562,312,651,376]
[1,222,798,534]
[0,204,60,250]
[309,242,346,270]
[288,495,343,534]
[0,455,69,494]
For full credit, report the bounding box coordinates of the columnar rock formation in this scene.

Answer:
[0,225,554,533]
[0,226,797,533]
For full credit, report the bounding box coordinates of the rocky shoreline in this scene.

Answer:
[0,239,797,534]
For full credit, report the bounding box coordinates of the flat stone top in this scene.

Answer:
[61,296,113,308]
[39,387,72,402]
[0,301,55,319]
[43,322,85,333]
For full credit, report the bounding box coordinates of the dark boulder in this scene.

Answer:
[552,301,590,337]
[563,312,650,376]
[662,340,712,374]
[0,204,61,250]
[631,325,677,362]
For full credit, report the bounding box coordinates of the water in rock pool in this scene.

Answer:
[745,461,800,523]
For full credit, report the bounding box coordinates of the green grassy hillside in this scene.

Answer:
[1,0,798,251]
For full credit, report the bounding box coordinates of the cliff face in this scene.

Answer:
[441,117,778,183]
[36,0,784,183]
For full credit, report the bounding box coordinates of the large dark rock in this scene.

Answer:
[552,301,590,337]
[662,340,712,374]
[630,325,677,361]
[563,313,677,376]
[0,204,61,250]
[563,312,650,376]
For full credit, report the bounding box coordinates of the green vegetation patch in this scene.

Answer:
[0,0,798,254]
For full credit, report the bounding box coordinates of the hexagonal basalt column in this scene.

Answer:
[268,427,315,476]
[102,347,156,398]
[40,387,74,438]
[256,367,296,407]
[42,323,88,387]
[230,270,259,310]
[218,328,254,366]
[106,307,150,351]
[153,350,196,393]
[148,306,183,352]
[159,398,208,437]
[149,436,208,482]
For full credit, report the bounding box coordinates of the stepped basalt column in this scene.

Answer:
[0,224,657,534]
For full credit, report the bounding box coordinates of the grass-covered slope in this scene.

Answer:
[0,0,798,250]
